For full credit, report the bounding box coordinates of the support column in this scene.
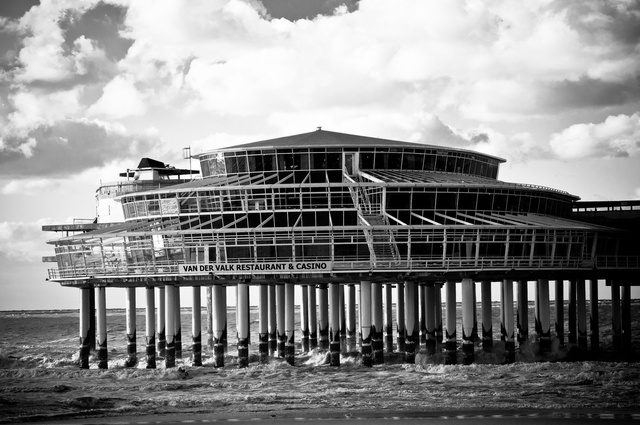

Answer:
[404,281,418,363]
[125,287,137,367]
[268,284,277,356]
[145,287,156,369]
[97,286,108,369]
[89,287,96,352]
[339,285,346,352]
[206,287,213,351]
[536,279,551,353]
[425,284,436,355]
[502,279,515,363]
[371,282,384,364]
[212,285,226,367]
[276,284,285,358]
[577,279,587,349]
[419,284,427,346]
[301,285,310,353]
[79,288,91,369]
[222,287,228,353]
[284,283,295,365]
[568,279,577,345]
[516,280,528,345]
[480,281,493,352]
[192,286,202,366]
[165,284,176,368]
[237,283,250,367]
[435,284,443,350]
[345,284,357,352]
[175,287,182,359]
[554,280,564,345]
[589,279,599,352]
[461,279,475,365]
[396,281,406,353]
[259,285,269,363]
[329,282,341,366]
[622,284,632,352]
[318,284,329,350]
[309,285,318,350]
[360,281,372,367]
[384,283,394,353]
[444,280,457,365]
[157,286,166,357]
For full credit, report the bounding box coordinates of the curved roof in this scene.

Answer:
[201,129,506,163]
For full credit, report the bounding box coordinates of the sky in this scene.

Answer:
[0,0,639,310]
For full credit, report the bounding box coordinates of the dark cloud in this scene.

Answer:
[261,0,358,20]
[60,2,132,61]
[0,0,39,19]
[0,120,161,177]
[542,76,640,109]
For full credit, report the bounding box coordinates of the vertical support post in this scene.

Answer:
[419,284,427,346]
[589,279,599,352]
[404,280,418,363]
[339,285,346,352]
[79,288,90,369]
[576,279,588,349]
[165,284,176,368]
[480,281,493,352]
[472,288,478,343]
[502,279,515,363]
[425,284,436,355]
[621,284,632,353]
[268,284,277,356]
[554,280,564,345]
[300,285,310,353]
[175,287,182,359]
[329,282,341,366]
[89,287,96,352]
[396,281,406,353]
[444,280,457,365]
[435,284,443,350]
[516,280,528,345]
[222,286,228,353]
[285,282,295,365]
[371,282,384,364]
[309,284,318,349]
[360,280,372,367]
[611,280,622,351]
[345,283,357,352]
[96,286,108,369]
[276,284,285,358]
[568,279,577,345]
[125,287,137,367]
[237,283,250,368]
[145,287,156,369]
[461,278,475,365]
[384,283,394,353]
[212,285,226,367]
[318,284,329,350]
[157,286,166,357]
[206,287,213,351]
[536,279,551,353]
[192,286,202,366]
[258,284,269,363]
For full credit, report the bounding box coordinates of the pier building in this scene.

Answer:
[43,129,639,368]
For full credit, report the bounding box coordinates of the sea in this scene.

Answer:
[1,301,639,423]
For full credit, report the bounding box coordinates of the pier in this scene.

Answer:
[43,130,639,368]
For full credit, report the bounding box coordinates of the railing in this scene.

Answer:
[47,255,640,281]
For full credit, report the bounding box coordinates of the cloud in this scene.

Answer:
[0,119,163,177]
[549,113,640,159]
[87,75,147,118]
[0,219,55,262]
[0,179,60,195]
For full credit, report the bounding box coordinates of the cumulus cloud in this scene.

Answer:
[0,179,61,195]
[0,219,54,262]
[549,113,640,159]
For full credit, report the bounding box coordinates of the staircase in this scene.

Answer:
[361,214,401,266]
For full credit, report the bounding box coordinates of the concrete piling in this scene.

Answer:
[517,280,528,345]
[329,282,341,366]
[259,285,269,363]
[480,281,493,352]
[555,280,564,345]
[345,283,357,353]
[502,280,515,363]
[237,283,250,368]
[79,288,91,369]
[276,284,285,358]
[589,279,599,351]
[284,282,295,365]
[96,286,108,369]
[157,286,166,357]
[360,280,373,367]
[175,287,182,359]
[396,281,405,353]
[309,284,318,350]
[371,282,384,364]
[577,279,588,349]
[212,285,226,367]
[425,284,437,355]
[301,285,310,353]
[384,283,394,354]
[461,278,475,365]
[404,281,418,363]
[192,286,202,366]
[535,279,551,353]
[165,284,176,368]
[318,283,329,350]
[145,287,156,369]
[444,280,456,365]
[268,284,277,355]
[125,287,137,367]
